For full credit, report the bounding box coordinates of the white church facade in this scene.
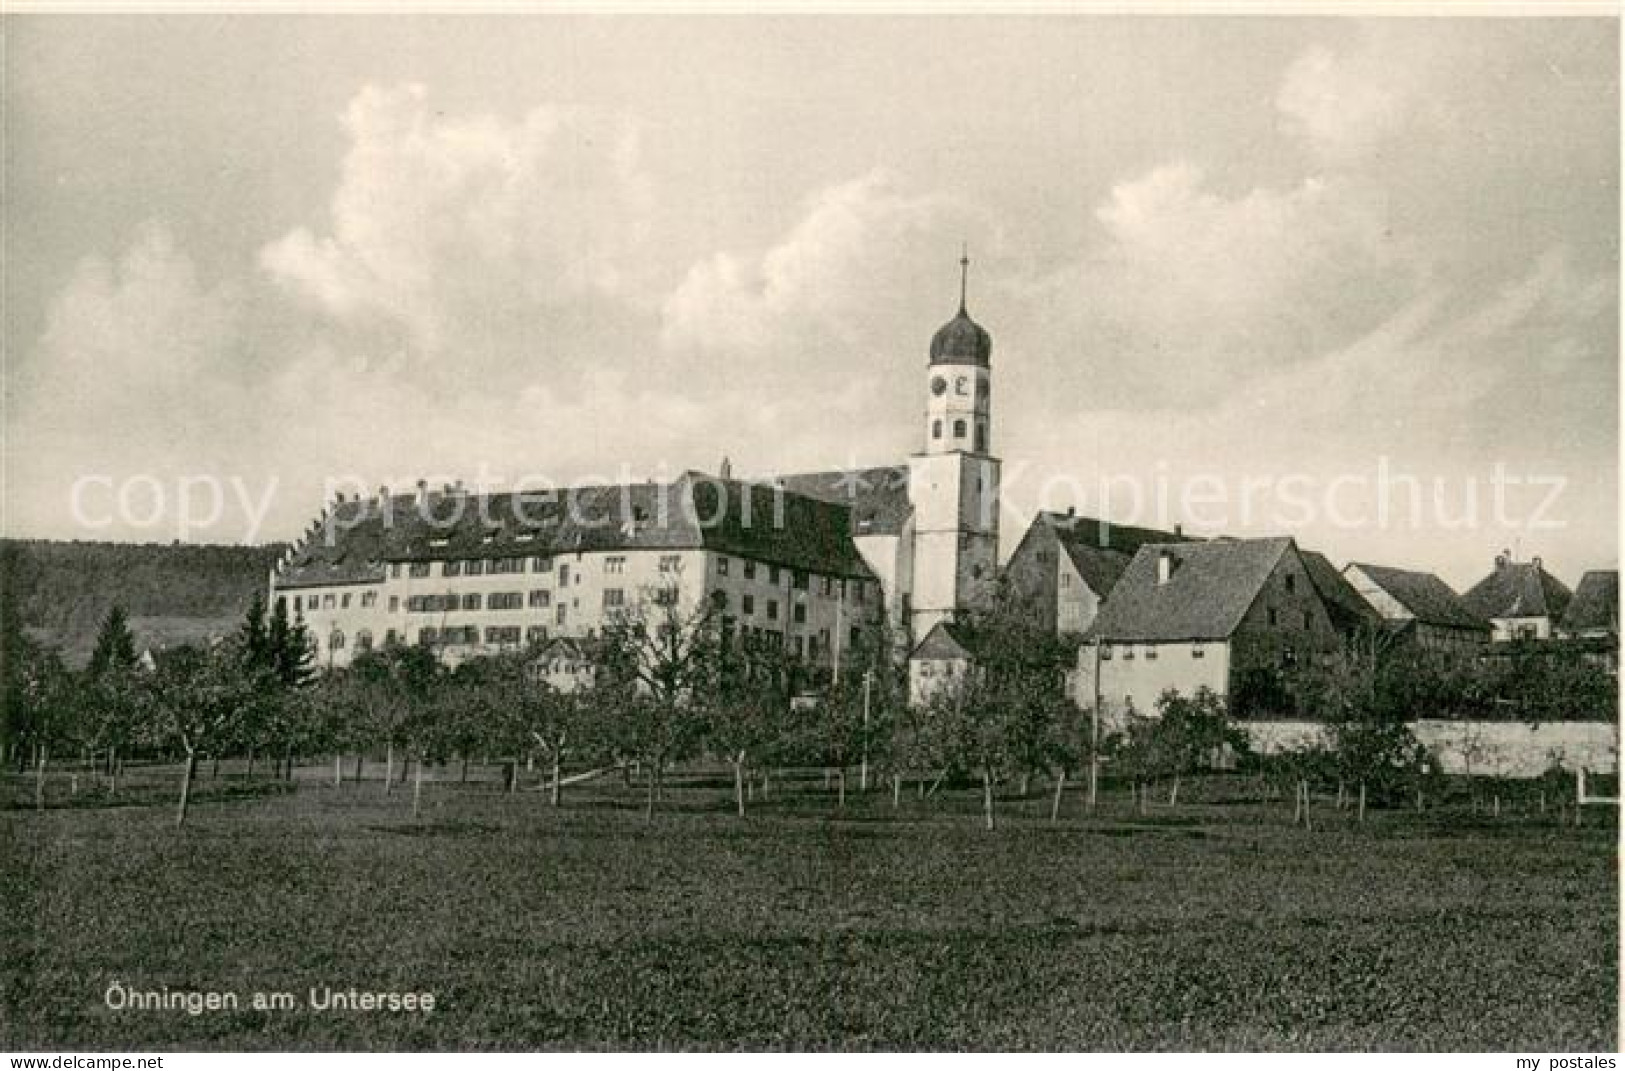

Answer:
[270,257,1005,674]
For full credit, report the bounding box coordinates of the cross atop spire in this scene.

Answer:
[959,241,970,313]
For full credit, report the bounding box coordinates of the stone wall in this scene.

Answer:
[1241,719,1619,778]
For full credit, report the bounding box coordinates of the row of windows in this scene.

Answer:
[715,623,835,661]
[1101,644,1207,661]
[930,417,989,453]
[398,556,554,580]
[404,592,531,613]
[293,591,377,613]
[708,589,821,624]
[714,558,871,602]
[1264,608,1314,629]
[300,560,871,614]
[417,624,539,647]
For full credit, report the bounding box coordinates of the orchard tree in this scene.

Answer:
[338,644,441,794]
[1151,687,1248,806]
[144,641,269,827]
[599,592,721,819]
[14,642,76,809]
[706,638,800,816]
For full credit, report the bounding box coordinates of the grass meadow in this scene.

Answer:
[3,760,1617,1051]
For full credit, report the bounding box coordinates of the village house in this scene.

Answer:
[1340,562,1491,654]
[528,635,610,694]
[1461,551,1573,642]
[1074,537,1344,723]
[907,620,988,707]
[1001,509,1189,639]
[1558,570,1619,641]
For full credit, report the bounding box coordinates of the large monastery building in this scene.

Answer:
[271,259,1004,672]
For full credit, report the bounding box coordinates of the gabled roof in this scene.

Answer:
[1462,558,1573,621]
[1030,510,1191,598]
[533,635,607,662]
[910,620,989,661]
[688,475,874,579]
[1559,570,1618,634]
[1348,563,1489,631]
[1087,537,1294,643]
[1299,550,1382,635]
[276,473,875,589]
[775,466,913,537]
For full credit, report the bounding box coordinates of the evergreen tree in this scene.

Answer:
[87,605,138,678]
[266,598,315,689]
[239,591,270,673]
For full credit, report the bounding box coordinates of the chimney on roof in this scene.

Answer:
[1065,505,1075,518]
[378,485,388,503]
[719,456,732,480]
[1532,555,1542,570]
[1496,549,1510,568]
[1157,549,1177,586]
[1174,523,1183,538]
[416,479,428,507]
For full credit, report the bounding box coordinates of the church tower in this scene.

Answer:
[906,249,1001,641]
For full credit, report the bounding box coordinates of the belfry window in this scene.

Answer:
[932,419,942,440]
[953,419,967,439]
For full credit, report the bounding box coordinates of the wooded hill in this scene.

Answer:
[1,539,285,666]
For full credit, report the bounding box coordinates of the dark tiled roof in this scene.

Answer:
[1559,570,1618,633]
[910,620,996,661]
[1462,559,1574,621]
[775,466,913,537]
[1299,550,1382,634]
[534,635,608,662]
[688,475,874,579]
[275,474,873,589]
[1088,537,1294,643]
[1349,563,1488,631]
[1037,511,1191,598]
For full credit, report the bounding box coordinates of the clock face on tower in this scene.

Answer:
[930,375,948,397]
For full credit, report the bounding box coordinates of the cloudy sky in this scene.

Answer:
[4,15,1617,587]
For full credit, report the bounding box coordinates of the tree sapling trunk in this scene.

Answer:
[733,754,746,818]
[1050,768,1066,824]
[34,746,47,811]
[412,756,424,819]
[892,773,901,810]
[176,749,198,828]
[1358,781,1367,824]
[982,766,995,831]
[384,742,395,796]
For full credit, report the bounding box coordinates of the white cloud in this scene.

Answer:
[10,223,251,467]
[260,84,655,379]
[1276,43,1417,163]
[1008,162,1417,409]
[661,169,963,358]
